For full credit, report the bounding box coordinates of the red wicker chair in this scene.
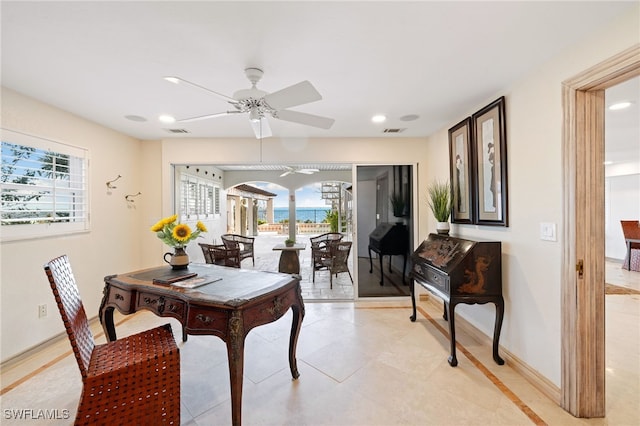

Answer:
[44,255,180,425]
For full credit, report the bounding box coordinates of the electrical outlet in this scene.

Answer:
[38,304,47,318]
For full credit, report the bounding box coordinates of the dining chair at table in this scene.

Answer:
[43,255,181,425]
[221,234,255,266]
[310,232,344,282]
[320,240,354,289]
[199,242,241,268]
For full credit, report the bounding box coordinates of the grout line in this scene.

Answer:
[417,305,548,426]
[0,314,136,396]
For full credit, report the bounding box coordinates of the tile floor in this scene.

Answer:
[1,241,638,425]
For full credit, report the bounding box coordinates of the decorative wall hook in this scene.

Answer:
[106,175,122,189]
[125,192,141,202]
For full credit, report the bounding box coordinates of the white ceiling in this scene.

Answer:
[2,1,636,146]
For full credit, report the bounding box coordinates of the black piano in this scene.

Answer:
[409,233,504,367]
[368,222,409,286]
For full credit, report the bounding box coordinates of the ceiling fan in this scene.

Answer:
[165,68,335,139]
[279,166,319,177]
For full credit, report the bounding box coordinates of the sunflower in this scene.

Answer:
[150,220,164,232]
[172,223,192,243]
[196,221,208,233]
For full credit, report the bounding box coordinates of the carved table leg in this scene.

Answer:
[492,296,505,365]
[409,279,417,322]
[100,305,117,342]
[226,310,245,426]
[447,301,458,367]
[442,301,448,321]
[379,255,385,286]
[288,288,305,379]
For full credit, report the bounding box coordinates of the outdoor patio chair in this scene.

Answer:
[221,234,255,265]
[199,242,241,268]
[310,232,344,282]
[319,241,353,289]
[43,255,180,425]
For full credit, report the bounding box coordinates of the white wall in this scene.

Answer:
[422,8,639,386]
[1,88,146,361]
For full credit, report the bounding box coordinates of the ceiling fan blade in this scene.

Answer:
[275,109,335,129]
[250,117,272,139]
[297,169,319,174]
[264,81,322,110]
[165,76,237,104]
[177,111,241,123]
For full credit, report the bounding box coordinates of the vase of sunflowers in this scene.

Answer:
[151,214,207,270]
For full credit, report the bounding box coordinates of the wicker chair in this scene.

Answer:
[221,234,255,265]
[319,241,353,289]
[43,255,180,425]
[310,232,344,282]
[199,242,241,268]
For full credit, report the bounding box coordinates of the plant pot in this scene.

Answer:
[164,247,190,270]
[285,242,294,247]
[436,222,450,235]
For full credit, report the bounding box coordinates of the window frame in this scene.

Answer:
[1,129,90,241]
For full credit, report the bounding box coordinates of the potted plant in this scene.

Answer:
[427,180,452,234]
[284,238,295,247]
[389,192,406,218]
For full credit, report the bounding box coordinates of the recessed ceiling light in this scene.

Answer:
[399,114,419,121]
[158,114,176,123]
[124,115,147,122]
[608,101,632,110]
[164,76,181,84]
[372,114,386,123]
[603,161,613,165]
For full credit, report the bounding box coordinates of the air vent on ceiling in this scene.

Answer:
[382,128,406,133]
[164,128,190,134]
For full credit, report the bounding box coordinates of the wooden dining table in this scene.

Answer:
[99,263,305,426]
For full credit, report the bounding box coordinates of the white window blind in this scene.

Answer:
[1,129,89,241]
[179,173,219,219]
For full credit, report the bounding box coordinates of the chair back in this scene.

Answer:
[332,241,352,271]
[310,232,343,247]
[43,255,94,379]
[621,220,640,240]
[199,242,215,263]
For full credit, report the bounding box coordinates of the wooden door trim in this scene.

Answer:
[561,44,639,417]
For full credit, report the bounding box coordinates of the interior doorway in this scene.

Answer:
[356,164,413,298]
[561,45,640,417]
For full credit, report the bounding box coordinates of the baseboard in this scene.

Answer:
[1,315,100,371]
[422,296,561,404]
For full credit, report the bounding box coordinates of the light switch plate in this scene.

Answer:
[540,222,557,241]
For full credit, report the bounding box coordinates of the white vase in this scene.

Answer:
[436,222,450,235]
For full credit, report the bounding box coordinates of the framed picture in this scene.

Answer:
[448,117,474,223]
[472,96,508,226]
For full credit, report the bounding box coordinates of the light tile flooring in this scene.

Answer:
[1,242,638,425]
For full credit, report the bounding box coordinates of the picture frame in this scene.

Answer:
[448,117,474,224]
[472,96,508,226]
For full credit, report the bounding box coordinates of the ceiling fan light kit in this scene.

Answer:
[166,67,335,138]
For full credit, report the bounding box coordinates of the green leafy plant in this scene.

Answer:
[389,192,406,217]
[284,238,295,246]
[427,180,452,222]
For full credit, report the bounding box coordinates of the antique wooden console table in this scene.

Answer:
[409,233,504,367]
[100,263,305,426]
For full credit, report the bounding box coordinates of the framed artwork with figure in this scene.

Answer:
[472,96,508,226]
[448,117,474,224]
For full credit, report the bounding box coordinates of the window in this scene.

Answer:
[1,129,89,241]
[179,173,219,219]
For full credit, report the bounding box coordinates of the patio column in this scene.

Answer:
[266,198,274,224]
[288,190,297,240]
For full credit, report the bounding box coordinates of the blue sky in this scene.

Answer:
[251,182,327,208]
